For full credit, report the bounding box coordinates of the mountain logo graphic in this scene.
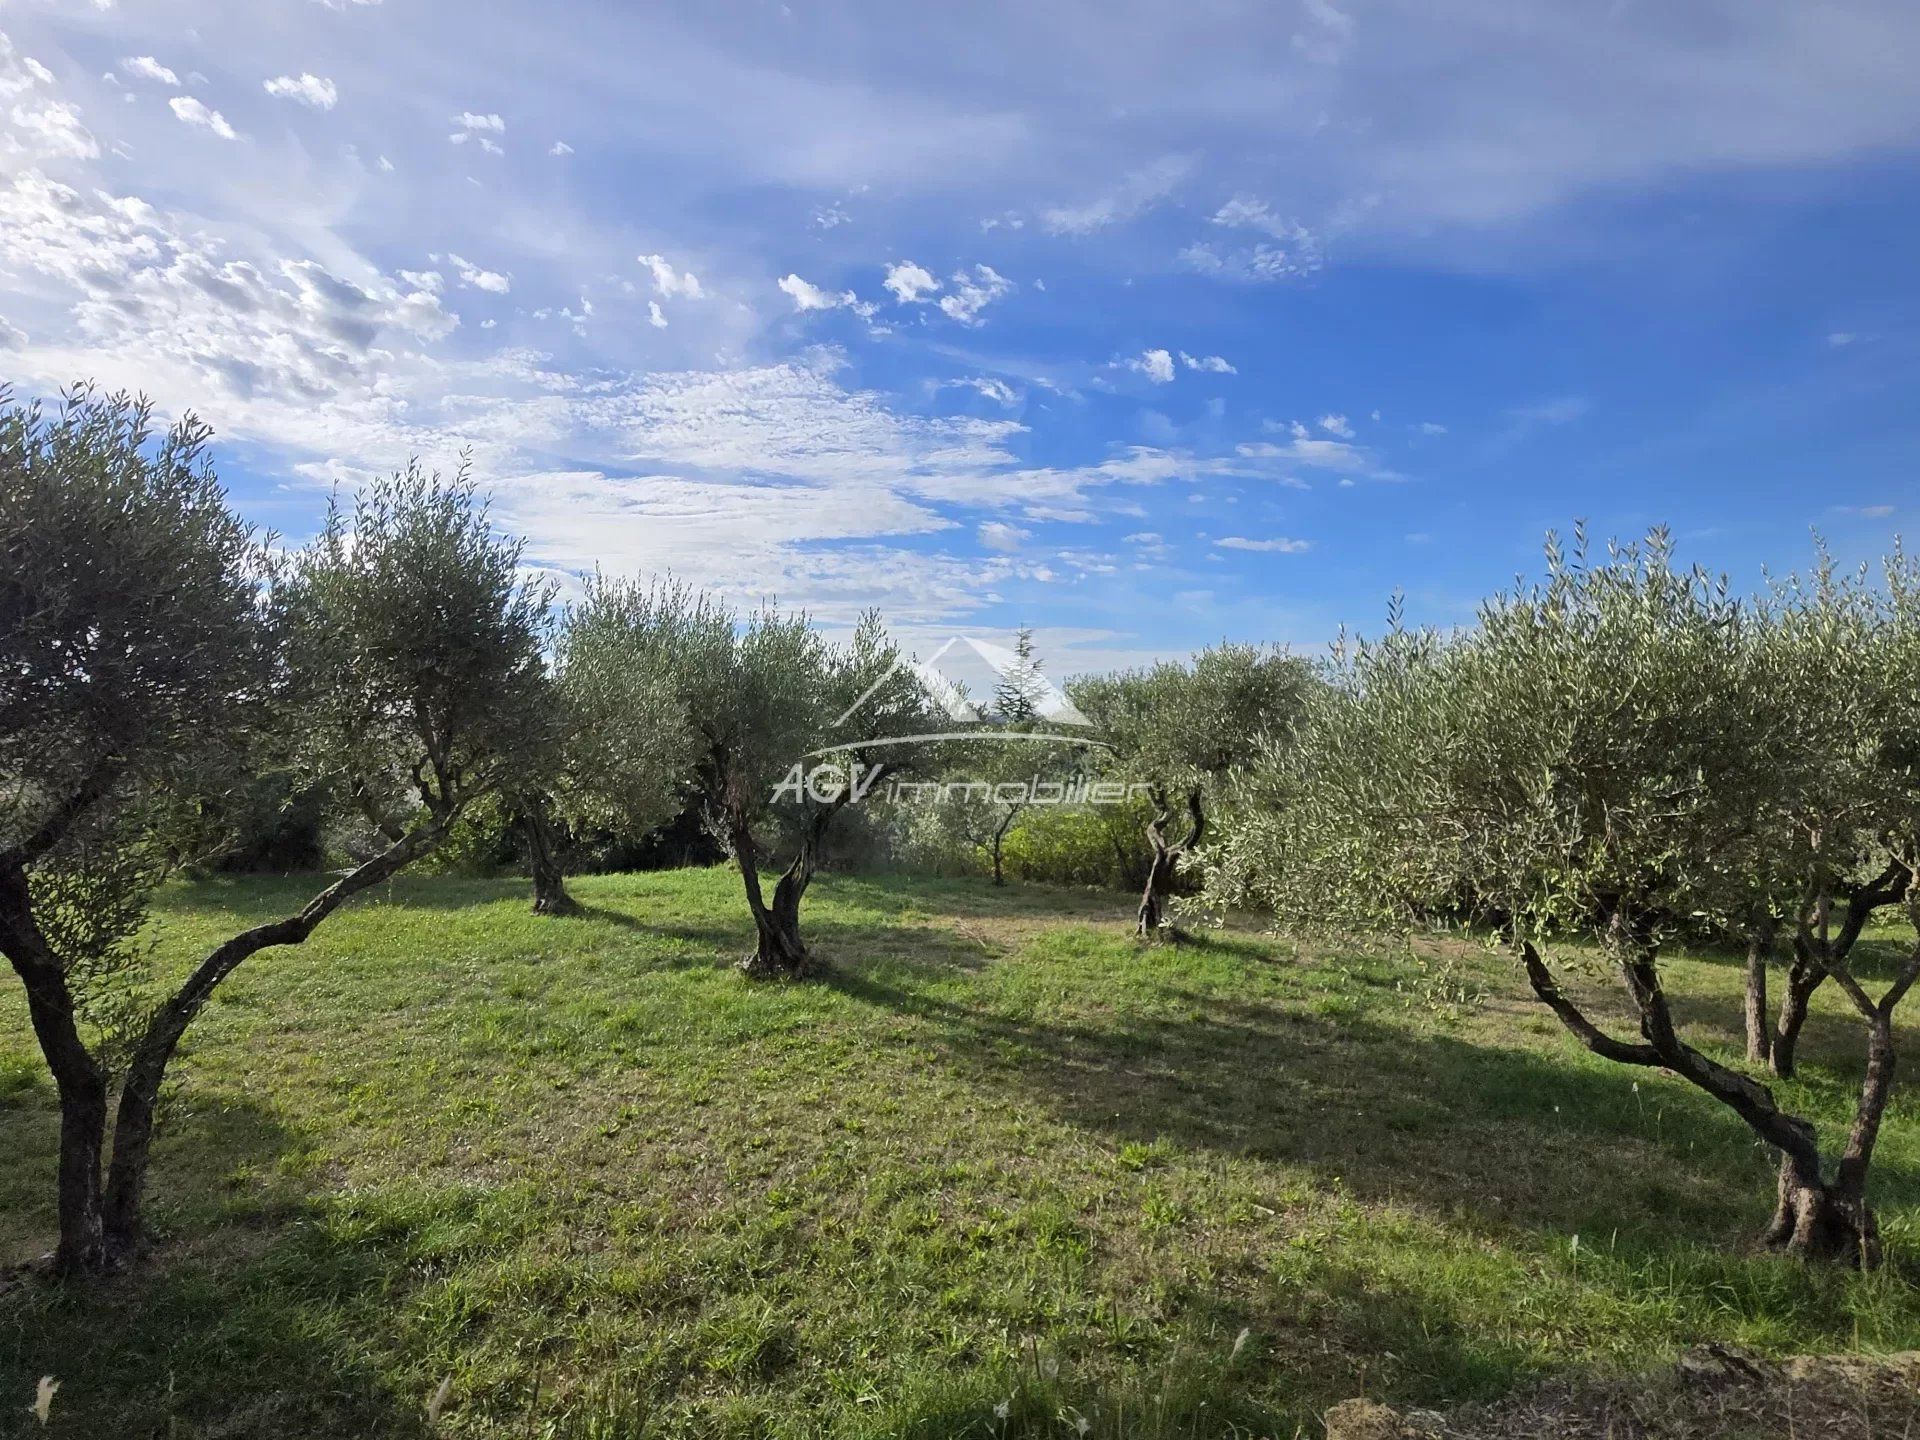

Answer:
[834,634,1093,730]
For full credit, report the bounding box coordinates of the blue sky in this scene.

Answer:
[2,1,1918,673]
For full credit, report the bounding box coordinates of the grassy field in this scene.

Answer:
[2,868,1918,1438]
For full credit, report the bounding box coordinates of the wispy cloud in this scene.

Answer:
[447,252,510,293]
[1041,154,1194,236]
[938,265,1013,325]
[168,95,237,139]
[1217,535,1311,553]
[120,55,177,85]
[263,72,337,110]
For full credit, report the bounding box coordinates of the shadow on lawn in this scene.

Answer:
[0,1090,439,1440]
[824,873,1136,926]
[824,962,1920,1257]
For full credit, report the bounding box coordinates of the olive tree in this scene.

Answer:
[513,581,698,917]
[1071,644,1311,936]
[1210,530,1919,1265]
[740,609,934,974]
[0,388,550,1275]
[568,584,930,977]
[1738,556,1915,1076]
[923,731,1089,887]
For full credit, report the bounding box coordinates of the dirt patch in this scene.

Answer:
[1326,1346,1920,1439]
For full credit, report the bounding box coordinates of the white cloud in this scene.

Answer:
[638,253,704,300]
[1418,421,1448,435]
[778,273,839,311]
[1836,503,1895,518]
[1827,331,1857,347]
[168,96,238,140]
[0,143,1331,630]
[647,300,667,328]
[120,56,178,86]
[883,260,940,304]
[453,111,505,133]
[1239,433,1385,479]
[0,169,454,413]
[1182,238,1321,283]
[549,140,573,156]
[7,98,98,159]
[947,376,1020,406]
[1216,536,1310,553]
[1126,349,1176,384]
[447,252,511,293]
[978,520,1030,552]
[1318,412,1353,437]
[376,154,395,172]
[1122,529,1171,561]
[936,264,1012,325]
[3,35,98,160]
[1180,197,1325,283]
[0,314,25,348]
[1179,352,1236,374]
[1041,154,1194,235]
[778,272,874,318]
[264,73,338,110]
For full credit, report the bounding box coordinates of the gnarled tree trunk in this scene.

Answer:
[732,803,838,980]
[1767,961,1917,1267]
[1772,944,1823,1079]
[100,824,443,1261]
[1520,909,1909,1268]
[1137,786,1204,939]
[1773,867,1907,1078]
[0,824,446,1275]
[1744,915,1777,1066]
[989,805,1018,886]
[0,860,111,1274]
[1765,1162,1879,1265]
[523,799,580,917]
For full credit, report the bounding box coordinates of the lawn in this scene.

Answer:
[2,869,1917,1438]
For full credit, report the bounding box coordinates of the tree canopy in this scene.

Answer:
[1205,529,1920,1264]
[1,393,556,1275]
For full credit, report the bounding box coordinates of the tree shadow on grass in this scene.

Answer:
[0,1088,440,1440]
[822,963,1920,1258]
[820,958,1920,1409]
[822,873,1134,928]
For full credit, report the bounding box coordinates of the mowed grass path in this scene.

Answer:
[2,869,1918,1438]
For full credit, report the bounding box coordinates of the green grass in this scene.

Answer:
[2,869,1918,1438]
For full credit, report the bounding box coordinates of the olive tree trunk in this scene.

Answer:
[1137,786,1204,939]
[1,826,444,1274]
[1772,867,1906,1079]
[732,803,840,980]
[988,804,1021,887]
[0,862,110,1275]
[523,799,580,917]
[1522,907,1915,1267]
[1744,915,1777,1066]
